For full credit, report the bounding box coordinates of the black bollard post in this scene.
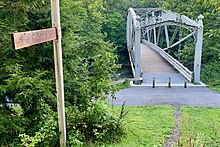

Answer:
[168,77,171,88]
[153,77,155,88]
[184,78,187,88]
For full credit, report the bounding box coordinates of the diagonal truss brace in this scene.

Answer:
[163,31,195,51]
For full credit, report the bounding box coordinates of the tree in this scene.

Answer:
[0,0,125,146]
[0,1,59,145]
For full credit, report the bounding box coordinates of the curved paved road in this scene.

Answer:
[111,86,220,107]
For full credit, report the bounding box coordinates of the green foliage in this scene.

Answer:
[60,0,120,108]
[1,64,56,117]
[0,62,57,145]
[202,0,220,11]
[181,41,195,71]
[102,11,128,63]
[0,0,125,146]
[60,0,128,142]
[19,114,59,147]
[66,100,126,146]
[201,61,220,88]
[0,111,28,146]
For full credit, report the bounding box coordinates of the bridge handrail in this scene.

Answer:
[142,39,193,82]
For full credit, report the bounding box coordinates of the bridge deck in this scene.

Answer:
[140,43,177,73]
[140,43,192,86]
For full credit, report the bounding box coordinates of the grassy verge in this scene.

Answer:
[179,107,220,146]
[115,79,130,91]
[107,106,175,147]
[210,86,220,94]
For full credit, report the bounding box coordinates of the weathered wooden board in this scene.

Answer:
[12,28,57,50]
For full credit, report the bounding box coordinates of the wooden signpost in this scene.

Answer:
[11,0,66,146]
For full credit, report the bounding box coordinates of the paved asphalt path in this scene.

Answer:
[111,86,220,107]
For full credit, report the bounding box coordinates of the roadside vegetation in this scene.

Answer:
[107,106,175,147]
[178,107,220,146]
[115,79,131,91]
[106,106,220,146]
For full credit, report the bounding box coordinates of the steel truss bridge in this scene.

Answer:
[126,8,204,85]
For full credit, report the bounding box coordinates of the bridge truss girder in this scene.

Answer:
[126,8,204,84]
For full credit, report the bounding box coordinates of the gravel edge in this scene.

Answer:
[164,106,180,147]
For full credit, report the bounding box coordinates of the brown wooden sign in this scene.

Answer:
[12,28,57,50]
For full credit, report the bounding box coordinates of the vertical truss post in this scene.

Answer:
[50,0,66,146]
[149,29,152,42]
[153,27,157,44]
[141,29,145,39]
[134,16,142,84]
[126,12,131,51]
[157,27,161,45]
[147,28,150,41]
[178,27,182,61]
[193,15,204,83]
[152,12,157,44]
[130,13,133,50]
[164,25,169,48]
[145,13,148,25]
[130,18,134,48]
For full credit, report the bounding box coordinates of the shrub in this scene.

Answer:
[201,61,220,88]
[66,100,126,146]
[19,114,59,147]
[0,110,28,146]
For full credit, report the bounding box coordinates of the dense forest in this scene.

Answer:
[0,0,219,146]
